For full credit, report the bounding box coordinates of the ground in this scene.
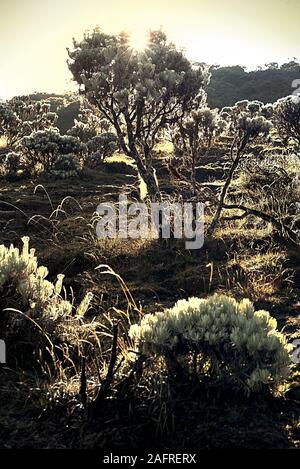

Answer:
[0,145,299,449]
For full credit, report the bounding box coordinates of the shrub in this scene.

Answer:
[67,119,98,143]
[219,100,270,134]
[0,103,21,148]
[208,113,272,235]
[171,107,226,195]
[238,115,272,137]
[22,130,86,174]
[261,103,274,119]
[50,153,82,179]
[0,151,26,180]
[247,100,263,116]
[67,103,110,139]
[0,237,98,371]
[0,97,58,153]
[86,132,119,167]
[0,237,92,320]
[129,294,292,394]
[235,100,249,109]
[273,95,300,146]
[238,154,300,236]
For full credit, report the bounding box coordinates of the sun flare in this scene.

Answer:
[130,29,148,51]
[0,0,299,97]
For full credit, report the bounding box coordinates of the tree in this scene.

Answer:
[208,110,272,236]
[273,95,300,147]
[171,107,226,196]
[207,63,300,109]
[264,62,279,70]
[67,28,208,199]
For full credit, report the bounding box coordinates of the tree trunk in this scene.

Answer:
[207,136,246,237]
[191,149,196,197]
[135,153,161,202]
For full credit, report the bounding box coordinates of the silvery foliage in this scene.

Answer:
[22,129,86,173]
[87,132,119,166]
[0,237,92,320]
[0,96,58,149]
[50,153,82,179]
[67,28,208,197]
[273,94,300,147]
[130,294,291,393]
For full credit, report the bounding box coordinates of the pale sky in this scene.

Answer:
[0,0,299,98]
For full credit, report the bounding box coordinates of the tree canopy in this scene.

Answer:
[67,28,208,198]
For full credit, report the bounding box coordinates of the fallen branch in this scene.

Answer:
[223,203,299,245]
[222,212,248,221]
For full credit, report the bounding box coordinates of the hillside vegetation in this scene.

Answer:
[208,61,300,108]
[0,28,299,449]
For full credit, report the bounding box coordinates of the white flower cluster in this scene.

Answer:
[129,294,292,392]
[0,237,92,319]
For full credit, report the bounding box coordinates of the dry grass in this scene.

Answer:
[0,137,7,149]
[0,140,300,449]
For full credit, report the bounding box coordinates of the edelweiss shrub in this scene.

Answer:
[0,237,98,371]
[238,115,272,138]
[129,294,292,393]
[22,130,86,174]
[86,132,119,167]
[0,151,25,180]
[273,95,300,146]
[0,237,92,320]
[50,153,82,179]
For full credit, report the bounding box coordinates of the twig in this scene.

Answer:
[89,322,119,418]
[80,356,87,408]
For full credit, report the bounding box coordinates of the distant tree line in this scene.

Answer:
[25,60,300,134]
[207,60,300,108]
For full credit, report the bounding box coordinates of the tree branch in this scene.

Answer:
[223,202,299,244]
